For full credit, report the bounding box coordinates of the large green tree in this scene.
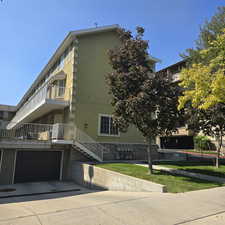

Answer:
[106,27,183,174]
[179,7,225,167]
[179,29,225,110]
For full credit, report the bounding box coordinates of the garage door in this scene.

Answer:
[14,151,62,183]
[160,136,194,149]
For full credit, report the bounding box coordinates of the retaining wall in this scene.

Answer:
[71,162,166,192]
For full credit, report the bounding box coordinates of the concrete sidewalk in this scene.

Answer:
[0,186,225,224]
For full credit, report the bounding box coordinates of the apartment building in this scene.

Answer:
[0,25,160,185]
[156,60,195,149]
[0,104,16,129]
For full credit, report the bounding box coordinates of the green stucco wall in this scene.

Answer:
[74,30,145,144]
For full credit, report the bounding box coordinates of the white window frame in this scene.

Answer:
[59,53,65,69]
[98,114,120,137]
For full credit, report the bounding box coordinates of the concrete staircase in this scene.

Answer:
[72,127,105,162]
[72,142,103,162]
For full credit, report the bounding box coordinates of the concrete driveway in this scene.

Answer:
[0,187,225,225]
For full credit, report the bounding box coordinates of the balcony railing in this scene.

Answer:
[0,123,74,142]
[8,83,68,129]
[0,123,53,141]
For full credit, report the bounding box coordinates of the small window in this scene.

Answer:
[99,114,119,136]
[3,112,8,119]
[58,79,65,97]
[59,54,65,69]
[0,111,3,120]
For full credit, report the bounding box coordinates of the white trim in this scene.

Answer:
[0,149,3,173]
[60,150,64,181]
[98,114,120,137]
[52,140,73,145]
[71,24,119,36]
[12,150,17,184]
[48,73,66,84]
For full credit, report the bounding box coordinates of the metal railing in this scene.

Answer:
[8,84,66,129]
[74,126,104,160]
[0,123,53,141]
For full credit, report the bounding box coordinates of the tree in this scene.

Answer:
[106,27,183,174]
[181,6,225,65]
[179,7,225,168]
[186,104,225,168]
[178,29,225,110]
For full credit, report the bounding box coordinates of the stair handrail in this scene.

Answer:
[73,126,107,161]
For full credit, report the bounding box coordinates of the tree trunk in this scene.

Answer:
[147,136,153,174]
[215,135,223,168]
[216,150,220,168]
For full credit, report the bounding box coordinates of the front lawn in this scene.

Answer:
[155,161,225,178]
[96,163,222,193]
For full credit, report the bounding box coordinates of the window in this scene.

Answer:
[99,114,119,136]
[0,111,3,120]
[57,79,65,97]
[3,112,8,119]
[50,79,66,98]
[59,54,65,69]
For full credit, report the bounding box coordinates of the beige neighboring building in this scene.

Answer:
[0,104,16,129]
[157,60,225,151]
[156,60,195,149]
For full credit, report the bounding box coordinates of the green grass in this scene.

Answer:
[96,163,222,193]
[156,161,225,178]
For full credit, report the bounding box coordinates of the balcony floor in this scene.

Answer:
[8,98,69,129]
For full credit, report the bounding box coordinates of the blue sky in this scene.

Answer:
[0,0,223,105]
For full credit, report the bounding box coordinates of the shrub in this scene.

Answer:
[194,135,215,151]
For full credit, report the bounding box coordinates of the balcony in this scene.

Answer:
[0,123,104,161]
[7,83,69,129]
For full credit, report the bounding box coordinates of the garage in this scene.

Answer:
[160,136,194,149]
[14,151,62,183]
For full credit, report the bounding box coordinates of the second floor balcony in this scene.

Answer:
[7,82,69,129]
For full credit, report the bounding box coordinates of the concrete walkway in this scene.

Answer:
[0,181,91,198]
[137,163,225,184]
[0,186,225,224]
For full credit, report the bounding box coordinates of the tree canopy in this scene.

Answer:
[178,7,225,167]
[178,29,225,110]
[181,6,225,65]
[106,27,183,173]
